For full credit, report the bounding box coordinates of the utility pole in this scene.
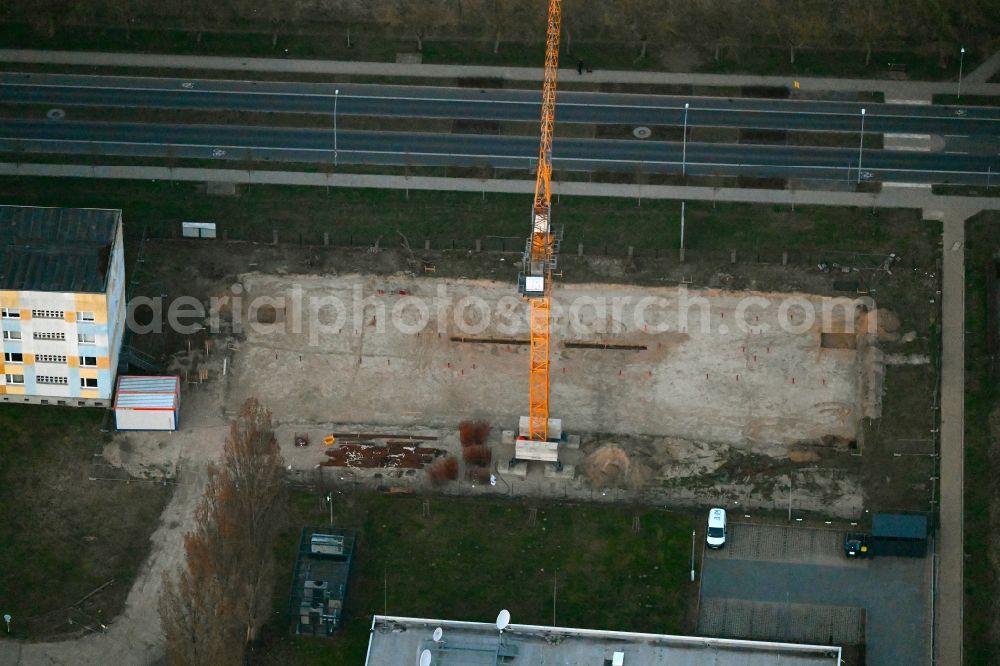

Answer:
[682,103,690,177]
[680,201,686,251]
[325,491,333,526]
[958,47,966,99]
[857,108,866,184]
[690,529,696,582]
[334,89,340,166]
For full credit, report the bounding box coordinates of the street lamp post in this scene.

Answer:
[689,529,696,582]
[857,108,866,184]
[682,102,690,177]
[958,47,966,99]
[334,89,340,166]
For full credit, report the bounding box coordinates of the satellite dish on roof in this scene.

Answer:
[419,648,432,666]
[432,627,443,642]
[496,609,511,632]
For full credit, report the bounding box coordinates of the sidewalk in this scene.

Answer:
[2,48,999,99]
[965,49,1000,85]
[3,162,1000,212]
[934,208,973,666]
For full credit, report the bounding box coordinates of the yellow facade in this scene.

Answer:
[79,389,99,400]
[4,385,25,395]
[0,291,18,308]
[19,309,31,321]
[96,356,110,369]
[23,353,34,365]
[79,368,98,379]
[64,311,76,323]
[74,294,108,324]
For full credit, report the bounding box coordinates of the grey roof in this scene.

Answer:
[872,513,928,540]
[366,616,842,666]
[0,205,121,293]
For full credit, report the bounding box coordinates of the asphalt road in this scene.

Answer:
[0,118,993,184]
[702,557,928,666]
[3,72,999,136]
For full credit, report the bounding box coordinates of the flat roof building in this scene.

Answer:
[0,205,126,406]
[365,615,842,666]
[113,375,180,430]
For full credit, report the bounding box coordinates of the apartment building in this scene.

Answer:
[0,205,126,406]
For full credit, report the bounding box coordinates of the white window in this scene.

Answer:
[2,330,21,341]
[78,311,95,322]
[0,308,19,319]
[79,356,97,367]
[34,331,66,341]
[37,375,68,385]
[32,309,65,319]
[36,354,67,364]
[3,352,23,363]
[78,333,96,344]
[4,373,24,385]
[80,377,98,388]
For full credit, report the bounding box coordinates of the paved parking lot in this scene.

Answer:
[699,524,929,666]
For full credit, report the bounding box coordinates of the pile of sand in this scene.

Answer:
[856,307,900,340]
[583,444,653,489]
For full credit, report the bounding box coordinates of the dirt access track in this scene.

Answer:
[227,273,883,456]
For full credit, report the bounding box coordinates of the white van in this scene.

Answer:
[706,507,727,549]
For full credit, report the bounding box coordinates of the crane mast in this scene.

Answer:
[520,0,563,444]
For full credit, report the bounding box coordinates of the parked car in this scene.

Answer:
[844,532,871,558]
[706,508,727,549]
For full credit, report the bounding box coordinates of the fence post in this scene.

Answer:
[475,239,482,252]
[730,249,737,264]
[627,246,634,258]
[324,232,330,247]
[578,243,584,257]
[782,251,788,266]
[272,229,279,245]
[425,239,431,250]
[680,247,685,262]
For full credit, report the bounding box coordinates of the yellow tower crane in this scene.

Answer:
[516,0,563,462]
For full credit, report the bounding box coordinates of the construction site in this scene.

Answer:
[95,0,941,527]
[100,219,938,523]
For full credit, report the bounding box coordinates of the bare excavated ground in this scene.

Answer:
[107,238,939,519]
[227,274,869,452]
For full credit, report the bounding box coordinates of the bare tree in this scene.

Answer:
[683,0,742,62]
[376,0,452,52]
[606,0,676,63]
[27,0,70,38]
[912,0,959,68]
[220,398,286,643]
[765,0,830,65]
[483,0,537,55]
[842,0,895,66]
[160,399,286,663]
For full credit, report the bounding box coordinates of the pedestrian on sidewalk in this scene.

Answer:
[577,59,584,75]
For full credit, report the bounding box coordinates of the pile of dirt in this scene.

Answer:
[788,449,821,463]
[856,307,900,340]
[583,444,653,489]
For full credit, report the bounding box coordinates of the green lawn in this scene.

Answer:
[0,176,933,260]
[702,46,975,82]
[254,493,695,664]
[931,94,1000,107]
[0,20,975,81]
[963,211,1000,665]
[0,404,171,638]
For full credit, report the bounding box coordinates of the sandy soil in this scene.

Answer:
[227,273,878,456]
